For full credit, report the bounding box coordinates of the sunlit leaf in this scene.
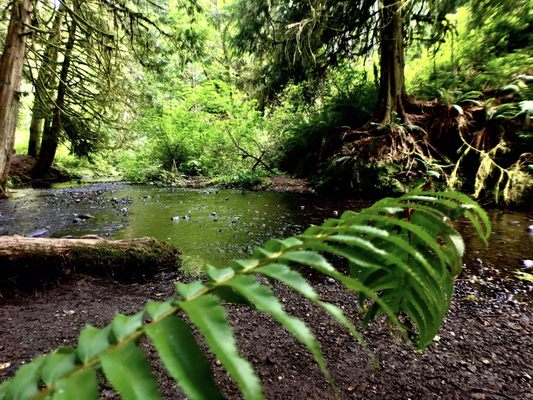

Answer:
[5,356,45,400]
[145,315,223,400]
[179,295,262,400]
[77,325,111,363]
[100,342,161,400]
[53,368,99,400]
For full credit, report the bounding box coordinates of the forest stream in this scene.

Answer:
[0,182,532,399]
[0,181,531,299]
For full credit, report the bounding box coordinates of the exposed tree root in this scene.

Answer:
[322,98,531,205]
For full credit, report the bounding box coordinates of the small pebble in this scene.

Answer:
[520,259,533,270]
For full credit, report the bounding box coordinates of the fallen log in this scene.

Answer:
[0,235,180,296]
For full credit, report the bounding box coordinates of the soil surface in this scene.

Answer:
[8,155,72,184]
[0,264,531,399]
[265,175,313,193]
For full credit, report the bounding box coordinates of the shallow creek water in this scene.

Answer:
[0,182,531,300]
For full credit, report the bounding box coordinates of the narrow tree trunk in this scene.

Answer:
[28,117,44,157]
[0,0,32,196]
[27,6,64,157]
[375,0,408,125]
[32,16,77,178]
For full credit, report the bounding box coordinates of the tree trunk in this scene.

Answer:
[27,6,64,157]
[0,235,180,296]
[28,117,44,157]
[0,0,32,196]
[32,15,76,178]
[375,0,408,125]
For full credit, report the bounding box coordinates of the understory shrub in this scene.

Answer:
[280,77,377,177]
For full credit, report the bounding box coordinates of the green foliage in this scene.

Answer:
[443,80,533,206]
[408,4,532,96]
[231,0,455,107]
[122,0,286,182]
[210,169,268,189]
[131,77,278,178]
[0,191,490,400]
[53,151,119,178]
[116,150,162,183]
[279,68,378,177]
[468,0,531,62]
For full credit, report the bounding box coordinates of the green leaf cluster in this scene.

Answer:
[0,191,490,400]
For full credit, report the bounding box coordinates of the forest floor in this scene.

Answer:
[0,265,531,399]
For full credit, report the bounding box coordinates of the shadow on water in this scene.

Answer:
[0,182,531,299]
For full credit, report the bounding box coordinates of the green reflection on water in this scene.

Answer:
[108,187,310,271]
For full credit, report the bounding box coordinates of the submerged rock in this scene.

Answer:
[25,228,50,238]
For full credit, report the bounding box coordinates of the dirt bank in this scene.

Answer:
[8,154,72,184]
[0,266,531,399]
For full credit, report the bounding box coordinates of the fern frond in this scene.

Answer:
[0,191,490,400]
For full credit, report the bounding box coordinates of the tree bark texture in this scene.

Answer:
[28,117,44,157]
[0,0,32,196]
[376,0,408,124]
[0,236,180,296]
[27,6,64,157]
[32,13,77,178]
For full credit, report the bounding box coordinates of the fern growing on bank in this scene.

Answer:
[0,191,490,400]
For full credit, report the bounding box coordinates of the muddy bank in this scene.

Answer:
[0,267,531,399]
[8,155,72,185]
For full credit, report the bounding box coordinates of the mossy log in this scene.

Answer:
[0,235,180,296]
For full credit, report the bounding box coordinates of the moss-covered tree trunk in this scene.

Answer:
[32,14,76,178]
[375,0,409,125]
[28,6,64,158]
[0,0,32,196]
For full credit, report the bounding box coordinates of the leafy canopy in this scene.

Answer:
[230,0,459,105]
